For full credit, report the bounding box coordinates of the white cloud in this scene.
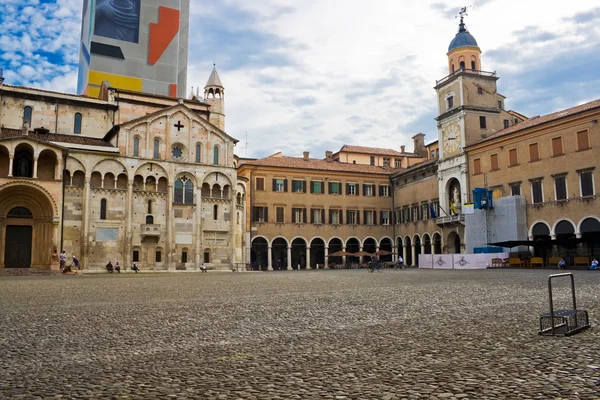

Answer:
[1,0,599,159]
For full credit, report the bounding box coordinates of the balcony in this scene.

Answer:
[141,224,161,237]
[435,69,497,88]
[436,214,465,225]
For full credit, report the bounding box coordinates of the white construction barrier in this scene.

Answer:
[419,253,509,269]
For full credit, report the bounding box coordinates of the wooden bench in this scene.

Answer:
[574,257,589,268]
[530,257,544,268]
[491,258,503,268]
[549,257,563,269]
[509,258,522,268]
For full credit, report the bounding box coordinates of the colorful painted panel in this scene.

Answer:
[94,0,141,43]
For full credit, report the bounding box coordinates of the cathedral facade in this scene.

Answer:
[0,68,247,272]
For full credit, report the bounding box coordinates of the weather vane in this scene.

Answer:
[456,6,471,23]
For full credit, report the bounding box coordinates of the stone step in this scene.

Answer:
[0,268,61,277]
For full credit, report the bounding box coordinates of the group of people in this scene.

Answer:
[59,250,80,273]
[105,261,140,273]
[557,257,599,270]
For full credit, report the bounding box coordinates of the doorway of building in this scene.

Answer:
[4,226,32,268]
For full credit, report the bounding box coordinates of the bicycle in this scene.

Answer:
[367,261,384,273]
[394,261,406,270]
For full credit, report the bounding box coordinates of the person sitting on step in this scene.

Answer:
[106,261,114,273]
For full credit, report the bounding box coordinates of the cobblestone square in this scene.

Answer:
[1,269,599,399]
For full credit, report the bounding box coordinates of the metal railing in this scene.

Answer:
[436,69,497,87]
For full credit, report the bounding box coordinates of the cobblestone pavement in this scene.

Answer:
[1,269,599,399]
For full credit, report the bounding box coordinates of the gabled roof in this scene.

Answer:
[336,145,417,158]
[241,154,395,175]
[1,128,113,147]
[115,103,238,143]
[470,98,600,146]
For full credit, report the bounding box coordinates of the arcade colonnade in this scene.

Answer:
[249,233,444,270]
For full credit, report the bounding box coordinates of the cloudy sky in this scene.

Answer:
[1,1,599,159]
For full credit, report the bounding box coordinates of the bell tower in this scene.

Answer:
[204,64,225,131]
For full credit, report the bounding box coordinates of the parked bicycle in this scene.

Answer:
[367,261,384,273]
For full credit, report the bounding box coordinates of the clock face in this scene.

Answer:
[443,123,461,154]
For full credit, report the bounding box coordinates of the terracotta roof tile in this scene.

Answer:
[336,145,417,157]
[471,98,600,145]
[1,128,113,147]
[242,155,397,175]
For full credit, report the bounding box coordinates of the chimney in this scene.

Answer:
[303,151,310,160]
[400,145,405,153]
[325,151,333,161]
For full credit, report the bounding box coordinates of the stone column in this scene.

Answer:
[412,244,417,267]
[359,246,363,265]
[403,245,408,265]
[55,158,62,180]
[267,246,273,271]
[166,184,173,268]
[125,180,134,270]
[287,246,292,270]
[324,246,329,269]
[8,155,13,177]
[229,189,236,267]
[33,156,38,179]
[195,187,202,270]
[306,246,311,270]
[392,245,397,262]
[342,247,346,266]
[81,177,91,269]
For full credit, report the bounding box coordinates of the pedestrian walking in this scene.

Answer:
[59,250,67,272]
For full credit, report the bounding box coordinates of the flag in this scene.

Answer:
[429,203,437,219]
[450,201,458,215]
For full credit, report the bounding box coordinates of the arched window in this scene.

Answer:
[174,176,194,205]
[146,215,154,224]
[459,61,465,70]
[471,61,476,71]
[133,137,140,157]
[100,199,107,220]
[181,249,188,263]
[153,138,160,159]
[147,200,152,214]
[213,146,219,165]
[74,113,82,134]
[23,106,32,126]
[213,205,218,220]
[195,144,201,163]
[451,64,455,73]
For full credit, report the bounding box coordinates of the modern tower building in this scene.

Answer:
[77,0,189,99]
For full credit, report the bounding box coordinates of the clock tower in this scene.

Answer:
[434,8,519,252]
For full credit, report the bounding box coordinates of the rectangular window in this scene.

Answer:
[447,96,454,109]
[155,251,162,263]
[276,207,284,223]
[346,210,357,225]
[498,100,503,109]
[477,87,483,95]
[479,116,487,129]
[529,143,540,162]
[381,211,390,225]
[370,156,375,166]
[256,177,265,191]
[346,183,357,196]
[364,210,374,225]
[580,171,594,197]
[473,158,481,174]
[554,175,567,201]
[431,201,440,218]
[182,251,188,263]
[329,209,340,225]
[292,208,306,224]
[292,180,305,193]
[310,209,323,224]
[252,206,268,222]
[411,205,419,221]
[577,130,590,151]
[133,250,139,262]
[421,203,429,220]
[310,181,324,194]
[508,149,518,166]
[329,182,341,195]
[363,184,374,196]
[510,183,521,196]
[552,137,563,156]
[395,159,401,168]
[402,207,410,223]
[490,154,499,171]
[531,180,543,204]
[383,157,390,166]
[273,178,286,192]
[379,185,389,197]
[504,119,509,129]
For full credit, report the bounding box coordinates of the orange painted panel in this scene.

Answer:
[148,7,180,65]
[169,84,177,98]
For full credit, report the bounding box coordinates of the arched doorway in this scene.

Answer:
[531,222,551,259]
[328,238,343,267]
[271,238,288,270]
[405,236,412,266]
[346,238,360,264]
[554,220,576,262]
[310,238,325,268]
[0,185,56,269]
[447,231,461,254]
[251,237,268,271]
[580,218,600,258]
[433,233,442,254]
[363,237,377,262]
[292,238,307,269]
[423,234,432,254]
[414,236,422,265]
[379,238,393,262]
